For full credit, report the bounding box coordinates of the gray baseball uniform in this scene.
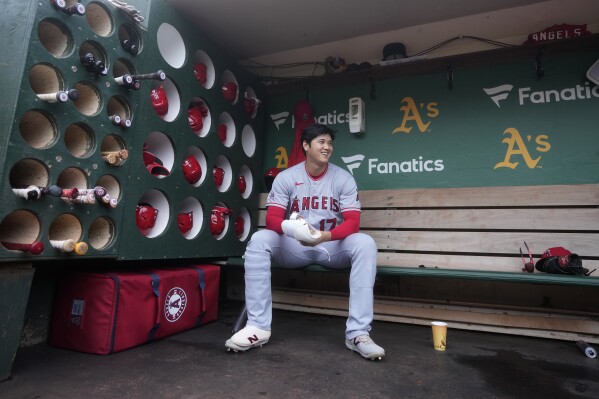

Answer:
[243,161,378,339]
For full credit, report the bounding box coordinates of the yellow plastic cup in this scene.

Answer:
[431,321,448,351]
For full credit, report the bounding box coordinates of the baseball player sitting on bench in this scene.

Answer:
[226,123,385,360]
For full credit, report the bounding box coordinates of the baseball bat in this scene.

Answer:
[231,303,248,334]
[37,91,69,103]
[131,70,166,81]
[50,239,76,253]
[93,186,107,198]
[40,185,63,197]
[114,74,134,85]
[74,242,88,255]
[2,241,44,255]
[121,39,139,56]
[61,188,79,199]
[108,114,122,125]
[12,185,41,200]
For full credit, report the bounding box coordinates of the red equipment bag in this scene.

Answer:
[49,265,219,354]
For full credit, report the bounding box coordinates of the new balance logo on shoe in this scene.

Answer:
[247,334,259,344]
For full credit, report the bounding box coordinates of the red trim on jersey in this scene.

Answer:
[266,206,286,234]
[305,163,328,182]
[330,210,360,240]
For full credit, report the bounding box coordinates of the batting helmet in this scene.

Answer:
[264,168,281,191]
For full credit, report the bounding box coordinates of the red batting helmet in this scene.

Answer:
[150,86,168,116]
[188,107,203,132]
[213,166,224,188]
[221,81,237,102]
[210,206,231,236]
[136,203,158,235]
[237,175,246,194]
[177,211,193,235]
[217,124,227,144]
[235,216,244,237]
[182,155,202,184]
[264,168,281,191]
[193,63,207,85]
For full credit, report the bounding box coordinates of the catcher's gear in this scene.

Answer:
[535,247,594,276]
[150,86,168,115]
[281,212,321,244]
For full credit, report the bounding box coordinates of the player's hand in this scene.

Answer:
[300,231,331,246]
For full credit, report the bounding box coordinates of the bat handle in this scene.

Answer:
[131,70,166,81]
[74,242,88,255]
[50,239,76,252]
[2,241,44,255]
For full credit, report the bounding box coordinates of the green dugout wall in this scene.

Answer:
[262,43,599,190]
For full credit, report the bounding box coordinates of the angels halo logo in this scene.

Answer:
[164,287,188,322]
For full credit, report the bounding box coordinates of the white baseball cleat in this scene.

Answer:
[345,335,385,360]
[225,325,271,352]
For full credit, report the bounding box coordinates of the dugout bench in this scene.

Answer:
[226,183,599,342]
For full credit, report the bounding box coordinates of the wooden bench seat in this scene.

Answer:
[228,183,599,286]
[224,183,599,342]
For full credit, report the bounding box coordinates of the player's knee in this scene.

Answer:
[246,229,279,252]
[349,233,377,253]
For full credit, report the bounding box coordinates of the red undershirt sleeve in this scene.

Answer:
[329,210,360,241]
[265,206,286,234]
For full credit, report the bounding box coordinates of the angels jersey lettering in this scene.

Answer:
[266,162,360,231]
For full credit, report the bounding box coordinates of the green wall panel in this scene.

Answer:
[263,51,599,190]
[0,0,265,262]
[116,1,264,260]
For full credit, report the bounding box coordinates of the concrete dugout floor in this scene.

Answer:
[1,301,597,399]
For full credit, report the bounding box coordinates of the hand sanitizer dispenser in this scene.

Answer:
[348,97,365,134]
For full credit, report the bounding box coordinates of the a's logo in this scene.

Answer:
[270,111,290,130]
[164,287,188,322]
[274,146,288,168]
[341,154,365,175]
[392,97,439,134]
[494,127,551,170]
[483,84,514,108]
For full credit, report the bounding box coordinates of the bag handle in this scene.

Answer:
[148,273,161,341]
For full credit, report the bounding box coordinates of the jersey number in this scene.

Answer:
[319,218,337,231]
